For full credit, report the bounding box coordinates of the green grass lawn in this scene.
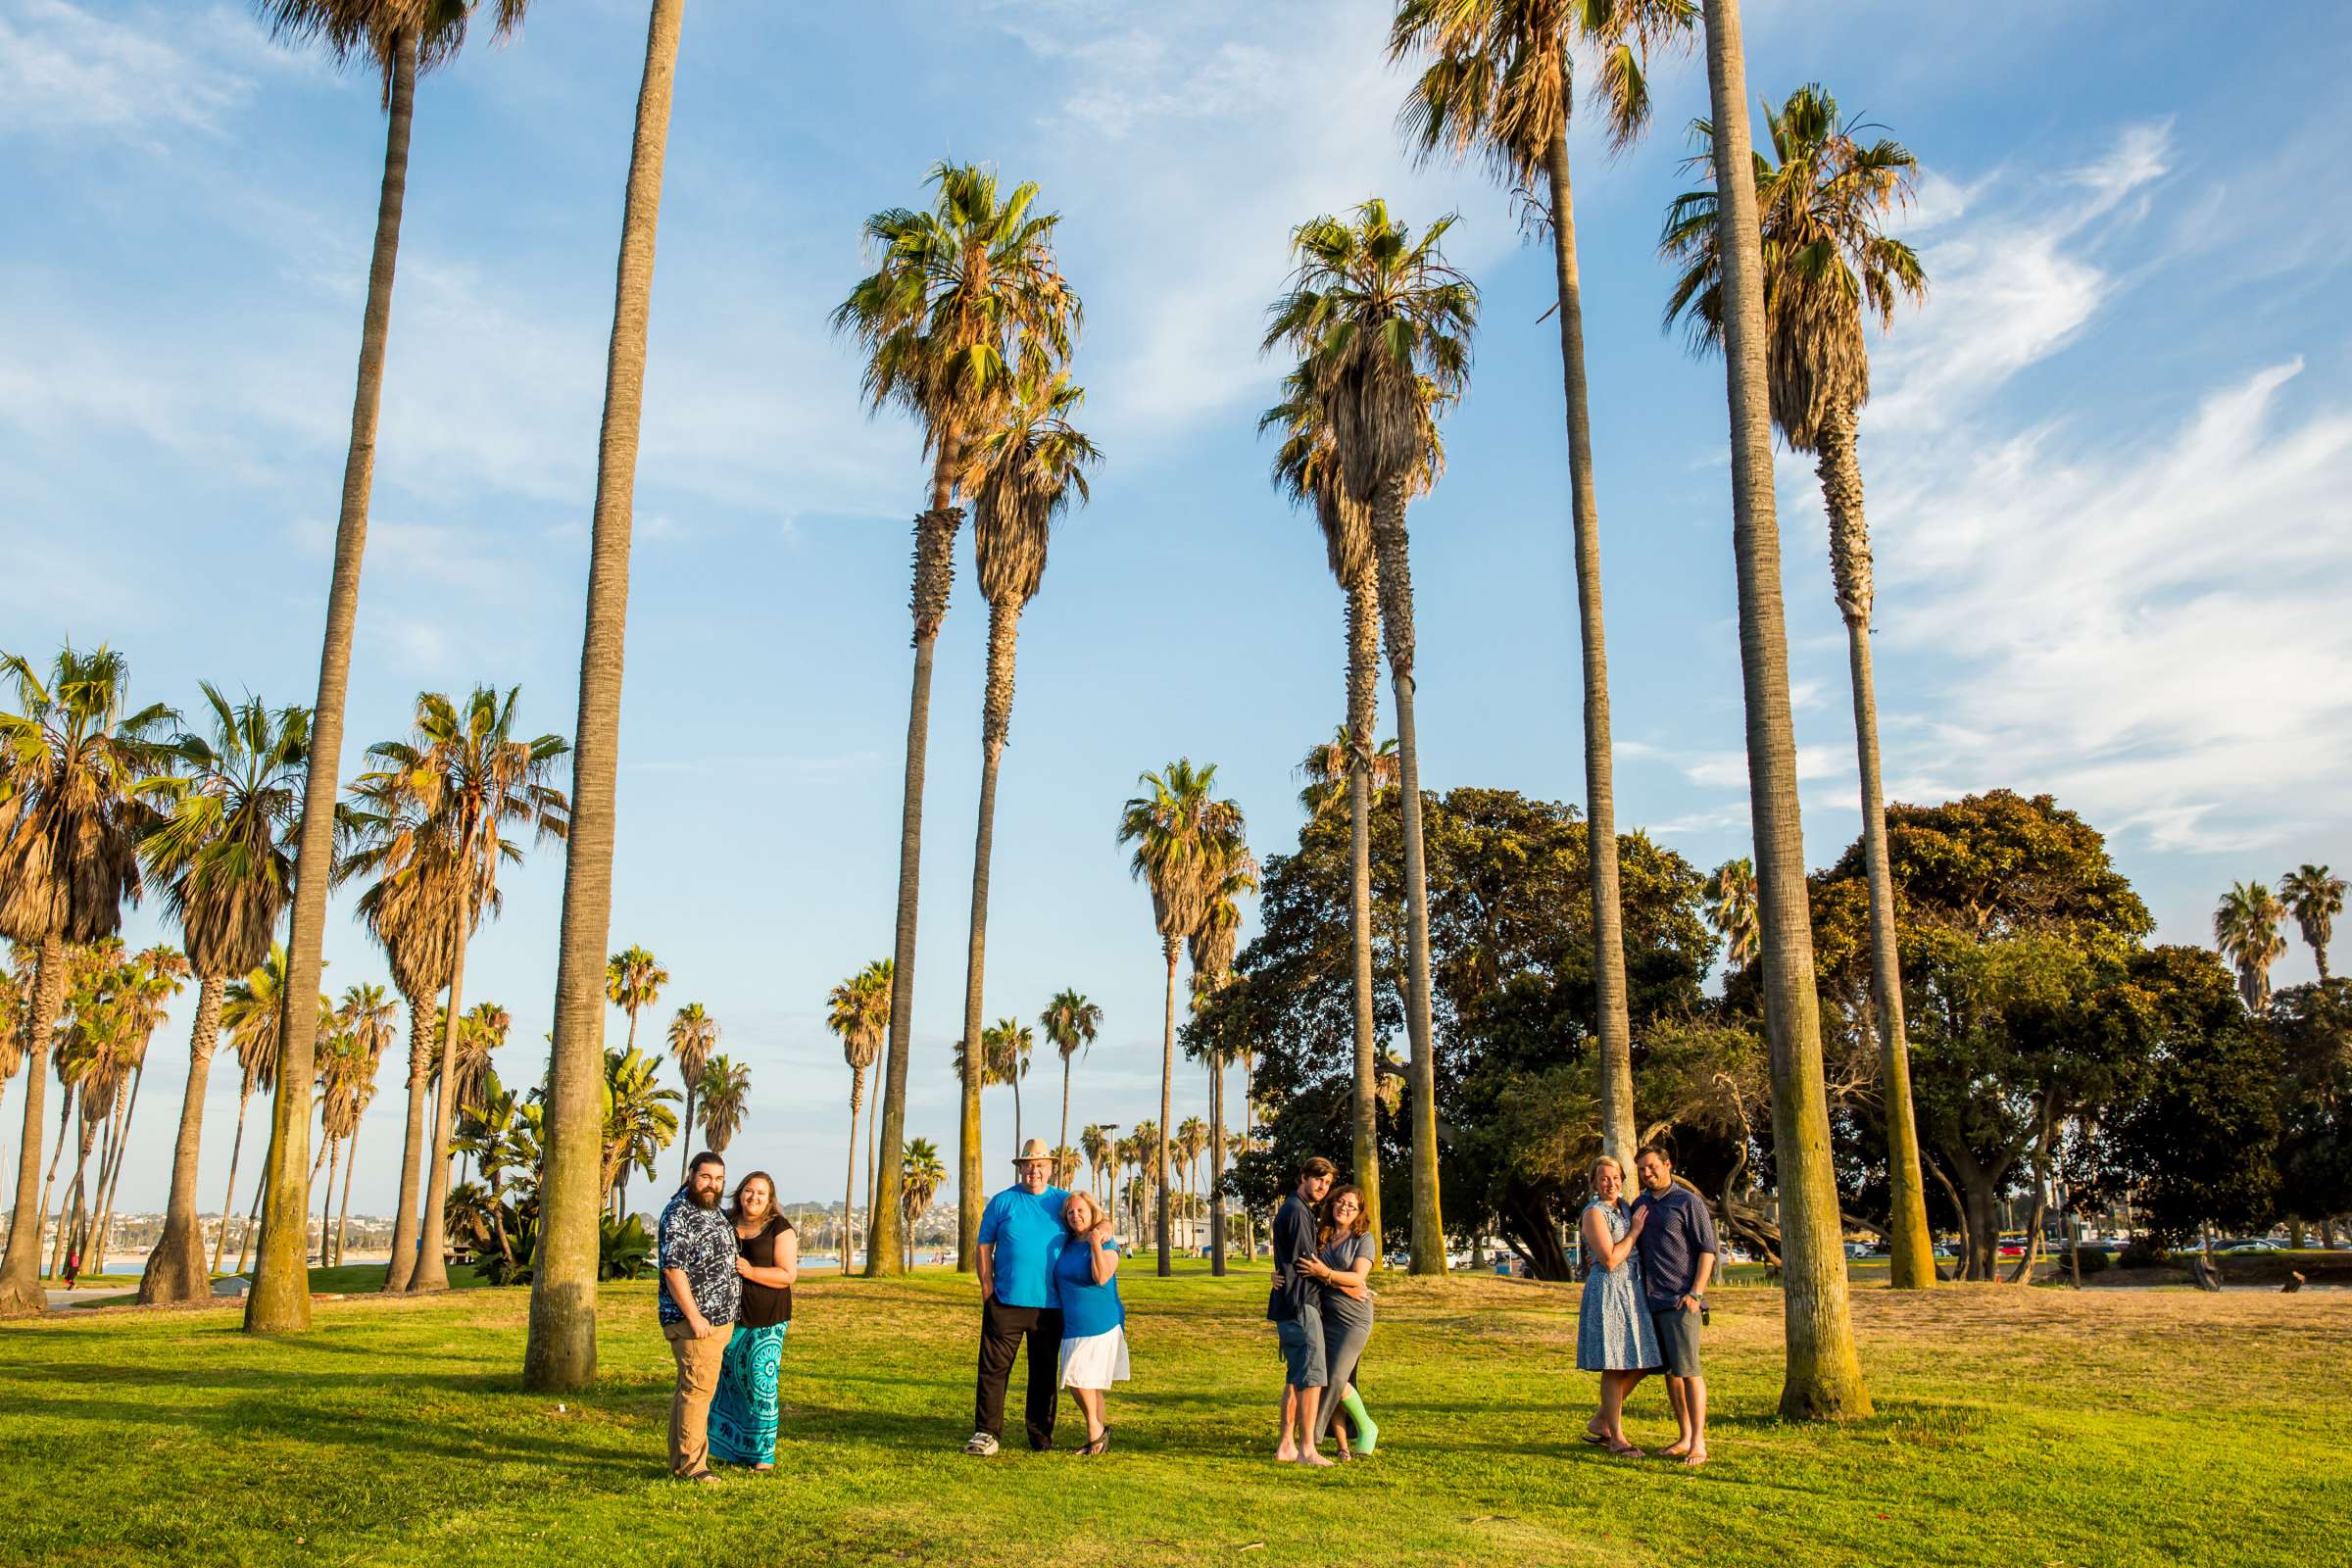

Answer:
[3,1261,2344,1567]
[56,1260,492,1309]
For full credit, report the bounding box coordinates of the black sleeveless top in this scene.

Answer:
[736,1216,794,1327]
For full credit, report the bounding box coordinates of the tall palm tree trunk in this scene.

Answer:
[381,997,432,1291]
[1009,1068,1023,1154]
[1699,0,1871,1420]
[864,1078,879,1241]
[1058,1057,1072,1153]
[335,1135,360,1269]
[52,1113,98,1280]
[318,1136,341,1267]
[959,593,1025,1265]
[411,891,472,1293]
[236,1165,264,1276]
[1369,478,1446,1275]
[1209,1055,1228,1275]
[1156,938,1177,1277]
[1544,126,1638,1181]
[871,489,964,1279]
[35,1084,75,1280]
[93,1063,146,1277]
[1343,566,1385,1256]
[842,1066,863,1274]
[143,976,225,1302]
[1817,405,1936,1291]
[248,27,418,1338]
[677,1080,697,1182]
[211,1080,251,1277]
[524,0,686,1393]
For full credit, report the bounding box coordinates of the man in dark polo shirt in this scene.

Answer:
[1267,1155,1336,1465]
[1629,1145,1718,1466]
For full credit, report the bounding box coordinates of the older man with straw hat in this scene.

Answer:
[965,1137,1071,1455]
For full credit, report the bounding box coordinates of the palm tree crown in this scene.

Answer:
[2279,863,2346,981]
[2215,880,2289,1012]
[140,686,310,981]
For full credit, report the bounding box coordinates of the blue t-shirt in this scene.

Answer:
[1054,1237,1124,1337]
[1631,1184,1721,1312]
[978,1184,1069,1307]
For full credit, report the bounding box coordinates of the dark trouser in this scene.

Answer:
[975,1297,1064,1448]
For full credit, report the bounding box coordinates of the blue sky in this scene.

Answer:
[5,0,2348,1222]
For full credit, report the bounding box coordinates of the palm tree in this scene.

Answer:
[1190,862,1254,1274]
[1263,368,1414,1258]
[246,0,528,1340]
[827,958,891,1275]
[1264,201,1477,1275]
[1706,858,1759,974]
[990,1018,1036,1152]
[605,946,668,1054]
[1038,989,1102,1153]
[330,983,397,1266]
[1052,1145,1081,1191]
[1692,0,1872,1419]
[1661,81,1936,1292]
[85,946,186,1276]
[135,687,308,1302]
[834,161,1081,1277]
[211,946,296,1276]
[2215,881,2290,1013]
[900,1137,947,1271]
[347,688,567,1294]
[525,0,689,1394]
[697,1055,751,1159]
[1117,760,1250,1276]
[0,956,23,1201]
[340,776,461,1293]
[601,1045,681,1217]
[315,1011,386,1269]
[956,364,1103,1246]
[1176,1116,1207,1251]
[1080,1122,1111,1203]
[454,1066,531,1267]
[1393,0,1692,1199]
[665,1002,718,1180]
[2280,864,2346,981]
[0,646,171,1316]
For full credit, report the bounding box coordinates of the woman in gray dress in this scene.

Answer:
[1576,1154,1659,1456]
[1304,1184,1378,1458]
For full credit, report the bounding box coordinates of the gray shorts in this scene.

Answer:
[1651,1304,1703,1377]
[1276,1311,1328,1389]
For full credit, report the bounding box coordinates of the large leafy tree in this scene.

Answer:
[1659,82,1936,1290]
[1117,760,1251,1275]
[2279,865,2344,982]
[1392,0,1692,1248]
[346,688,566,1293]
[2214,881,2288,1014]
[526,0,688,1393]
[664,1001,717,1180]
[826,958,891,1273]
[0,646,171,1316]
[956,367,1102,1247]
[247,0,528,1340]
[1264,199,1476,1274]
[833,161,1079,1275]
[136,688,309,1302]
[1039,988,1102,1158]
[1690,0,1869,1417]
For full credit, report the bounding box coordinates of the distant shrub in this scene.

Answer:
[2074,1246,2112,1277]
[2118,1235,2168,1270]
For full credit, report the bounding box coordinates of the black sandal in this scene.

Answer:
[1079,1427,1112,1456]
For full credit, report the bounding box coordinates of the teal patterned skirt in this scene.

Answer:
[708,1322,788,1465]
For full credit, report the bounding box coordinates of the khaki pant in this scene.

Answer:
[665,1320,730,1475]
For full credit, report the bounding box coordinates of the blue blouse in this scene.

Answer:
[1054,1237,1124,1338]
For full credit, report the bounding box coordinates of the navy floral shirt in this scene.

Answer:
[657,1187,741,1328]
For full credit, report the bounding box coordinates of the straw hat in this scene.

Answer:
[1012,1137,1055,1167]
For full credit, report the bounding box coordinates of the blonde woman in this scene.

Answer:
[1576,1154,1659,1456]
[1054,1190,1128,1455]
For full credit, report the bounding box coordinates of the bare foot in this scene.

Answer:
[1658,1443,1691,1458]
[1680,1448,1708,1468]
[1607,1440,1645,1457]
[1275,1444,1300,1464]
[1297,1450,1336,1468]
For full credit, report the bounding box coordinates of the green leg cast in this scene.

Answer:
[1341,1389,1377,1454]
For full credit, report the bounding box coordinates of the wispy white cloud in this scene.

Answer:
[0,1,299,146]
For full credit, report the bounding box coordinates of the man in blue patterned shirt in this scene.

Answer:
[659,1152,741,1480]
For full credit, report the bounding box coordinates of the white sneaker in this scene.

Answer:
[963,1432,1001,1456]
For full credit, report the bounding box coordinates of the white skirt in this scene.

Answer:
[1057,1325,1132,1390]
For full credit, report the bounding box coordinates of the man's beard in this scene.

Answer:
[690,1186,721,1210]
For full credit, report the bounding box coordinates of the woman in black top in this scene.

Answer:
[708,1171,798,1470]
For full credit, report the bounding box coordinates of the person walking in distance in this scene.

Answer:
[1268,1155,1337,1465]
[966,1138,1070,1455]
[658,1152,741,1483]
[1626,1147,1718,1466]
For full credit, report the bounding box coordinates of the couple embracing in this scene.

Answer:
[1576,1146,1716,1466]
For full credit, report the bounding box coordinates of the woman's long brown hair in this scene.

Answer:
[1317,1183,1370,1247]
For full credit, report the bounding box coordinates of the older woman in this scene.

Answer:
[1054,1190,1127,1455]
[709,1171,798,1471]
[1304,1184,1378,1458]
[1577,1154,1658,1456]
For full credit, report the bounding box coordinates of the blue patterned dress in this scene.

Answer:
[709,1217,791,1465]
[1576,1200,1662,1372]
